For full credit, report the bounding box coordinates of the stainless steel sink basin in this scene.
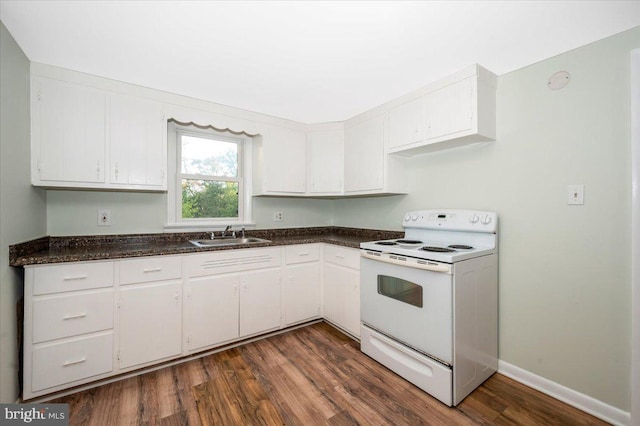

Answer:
[189,237,271,248]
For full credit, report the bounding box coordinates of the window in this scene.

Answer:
[167,122,252,228]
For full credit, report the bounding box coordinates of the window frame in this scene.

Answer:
[165,121,253,230]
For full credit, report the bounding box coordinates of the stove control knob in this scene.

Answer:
[411,213,419,221]
[481,215,492,225]
[470,214,479,224]
[404,213,411,222]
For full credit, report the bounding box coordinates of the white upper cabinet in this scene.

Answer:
[423,76,474,141]
[387,65,497,156]
[31,77,107,185]
[343,115,407,195]
[31,75,167,191]
[254,127,307,195]
[109,94,166,189]
[344,115,385,193]
[307,128,344,195]
[388,97,423,151]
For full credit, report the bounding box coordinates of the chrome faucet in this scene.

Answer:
[222,225,232,237]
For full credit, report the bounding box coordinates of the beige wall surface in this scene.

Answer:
[0,22,47,403]
[334,27,640,410]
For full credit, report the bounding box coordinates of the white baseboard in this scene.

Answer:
[498,360,630,426]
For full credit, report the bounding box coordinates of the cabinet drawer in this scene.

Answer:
[323,245,360,270]
[32,332,113,392]
[32,262,114,295]
[119,256,182,285]
[285,244,320,264]
[32,289,114,343]
[186,248,282,277]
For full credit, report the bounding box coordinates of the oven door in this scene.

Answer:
[360,254,453,365]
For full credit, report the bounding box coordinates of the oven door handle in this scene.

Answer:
[361,251,452,274]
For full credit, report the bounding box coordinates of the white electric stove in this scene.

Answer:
[359,209,498,406]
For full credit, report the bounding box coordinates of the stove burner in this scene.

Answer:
[375,241,398,246]
[396,239,422,244]
[421,246,456,253]
[448,244,474,250]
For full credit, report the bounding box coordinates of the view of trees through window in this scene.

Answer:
[180,134,240,219]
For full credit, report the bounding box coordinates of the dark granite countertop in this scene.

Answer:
[9,226,403,267]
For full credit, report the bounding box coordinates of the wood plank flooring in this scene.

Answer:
[52,322,608,425]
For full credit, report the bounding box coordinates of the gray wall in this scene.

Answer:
[0,22,47,403]
[45,192,334,235]
[334,27,639,410]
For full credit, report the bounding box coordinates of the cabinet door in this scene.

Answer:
[32,77,106,184]
[323,263,360,337]
[344,268,361,338]
[119,281,182,369]
[263,128,306,193]
[344,116,384,192]
[307,129,343,194]
[284,263,321,326]
[322,263,346,327]
[388,98,423,150]
[110,94,166,189]
[423,77,473,141]
[240,269,281,337]
[186,275,239,352]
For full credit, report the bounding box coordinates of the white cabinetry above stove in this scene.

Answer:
[387,65,497,156]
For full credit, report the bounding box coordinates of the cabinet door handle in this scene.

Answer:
[63,357,87,367]
[143,268,162,273]
[63,275,88,281]
[63,313,87,320]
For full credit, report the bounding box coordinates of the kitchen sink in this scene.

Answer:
[189,237,271,248]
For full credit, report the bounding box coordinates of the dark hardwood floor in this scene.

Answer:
[52,322,608,425]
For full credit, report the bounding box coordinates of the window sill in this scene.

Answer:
[164,222,257,233]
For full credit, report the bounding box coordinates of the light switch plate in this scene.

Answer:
[568,185,584,205]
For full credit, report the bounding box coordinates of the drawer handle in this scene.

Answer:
[299,252,310,256]
[63,313,87,320]
[143,268,162,273]
[335,254,345,259]
[63,357,86,367]
[63,275,88,281]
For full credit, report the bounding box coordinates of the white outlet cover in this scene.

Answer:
[98,209,112,226]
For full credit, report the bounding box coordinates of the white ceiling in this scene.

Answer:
[1,1,639,124]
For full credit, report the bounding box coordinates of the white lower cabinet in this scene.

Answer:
[118,256,182,370]
[23,243,362,399]
[240,269,282,336]
[186,275,240,352]
[322,246,361,337]
[118,281,182,370]
[184,247,282,353]
[23,261,116,399]
[283,244,321,326]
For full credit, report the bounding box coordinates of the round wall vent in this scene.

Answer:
[548,71,570,90]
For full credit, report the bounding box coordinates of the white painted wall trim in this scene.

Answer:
[498,360,630,426]
[630,48,640,426]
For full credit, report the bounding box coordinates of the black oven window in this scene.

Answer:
[377,275,423,308]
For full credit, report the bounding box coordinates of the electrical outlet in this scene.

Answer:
[567,185,584,205]
[98,209,112,226]
[272,211,284,222]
